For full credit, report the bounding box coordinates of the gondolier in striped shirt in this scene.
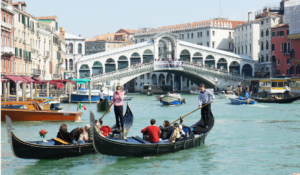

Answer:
[198,84,214,128]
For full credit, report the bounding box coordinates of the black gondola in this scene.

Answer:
[5,104,134,159]
[252,95,300,103]
[92,111,214,157]
[97,96,110,112]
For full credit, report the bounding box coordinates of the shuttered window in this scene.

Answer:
[15,47,18,57]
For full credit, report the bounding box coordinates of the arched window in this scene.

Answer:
[65,59,68,70]
[266,41,269,50]
[266,55,269,62]
[296,64,300,74]
[241,46,243,54]
[69,59,73,71]
[266,29,269,36]
[290,64,295,75]
[78,43,82,54]
[69,43,73,54]
[261,55,264,62]
[261,42,264,51]
[261,30,264,37]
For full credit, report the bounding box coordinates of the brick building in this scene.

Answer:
[1,0,15,74]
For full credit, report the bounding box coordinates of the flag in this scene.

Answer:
[78,102,86,110]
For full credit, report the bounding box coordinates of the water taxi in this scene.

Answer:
[1,101,82,122]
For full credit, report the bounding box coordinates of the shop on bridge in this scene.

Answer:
[105,58,116,73]
[118,56,128,70]
[92,61,103,76]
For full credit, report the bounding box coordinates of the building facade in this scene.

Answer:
[1,0,15,74]
[234,12,260,63]
[85,29,135,56]
[63,32,85,79]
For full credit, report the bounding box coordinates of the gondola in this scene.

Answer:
[92,111,214,157]
[252,95,300,103]
[97,96,110,112]
[5,104,134,159]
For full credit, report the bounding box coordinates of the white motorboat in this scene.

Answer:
[219,91,238,99]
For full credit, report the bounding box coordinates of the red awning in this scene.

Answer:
[32,78,43,81]
[21,76,36,82]
[4,75,28,84]
[1,78,7,82]
[51,79,75,84]
[35,81,64,89]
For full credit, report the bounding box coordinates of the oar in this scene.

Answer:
[289,92,295,97]
[170,101,212,125]
[99,100,115,121]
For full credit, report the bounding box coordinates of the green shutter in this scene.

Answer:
[23,50,25,58]
[20,49,22,57]
[27,18,29,27]
[29,52,31,61]
[15,47,18,57]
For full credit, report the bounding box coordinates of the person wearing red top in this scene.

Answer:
[141,119,161,143]
[112,86,124,132]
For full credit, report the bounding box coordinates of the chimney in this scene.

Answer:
[79,35,82,37]
[248,12,252,22]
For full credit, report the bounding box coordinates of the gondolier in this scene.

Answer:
[198,84,214,128]
[113,86,124,132]
[284,83,291,98]
[99,89,104,102]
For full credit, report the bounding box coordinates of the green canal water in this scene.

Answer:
[1,93,300,174]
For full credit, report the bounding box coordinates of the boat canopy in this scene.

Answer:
[72,79,90,84]
[51,79,75,84]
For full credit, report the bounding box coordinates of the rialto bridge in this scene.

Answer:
[76,32,255,89]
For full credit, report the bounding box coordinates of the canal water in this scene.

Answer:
[1,93,300,174]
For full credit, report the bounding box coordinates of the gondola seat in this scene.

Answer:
[170,126,191,138]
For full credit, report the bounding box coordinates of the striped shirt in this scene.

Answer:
[198,90,215,106]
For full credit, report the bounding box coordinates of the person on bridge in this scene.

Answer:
[198,84,214,128]
[112,86,124,132]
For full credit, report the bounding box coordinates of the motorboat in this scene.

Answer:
[229,98,255,105]
[219,91,237,99]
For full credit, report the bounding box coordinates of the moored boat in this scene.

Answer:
[219,91,237,99]
[92,111,214,157]
[1,101,82,122]
[4,104,134,159]
[229,98,255,105]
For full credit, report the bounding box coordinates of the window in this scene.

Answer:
[78,43,82,54]
[277,59,280,65]
[182,34,184,39]
[272,32,275,37]
[200,32,202,37]
[272,44,275,51]
[277,70,280,75]
[197,32,200,37]
[266,55,269,62]
[287,58,290,64]
[135,39,137,44]
[261,55,264,62]
[212,31,215,36]
[187,33,189,38]
[267,19,269,23]
[261,20,264,25]
[207,42,209,47]
[261,42,264,50]
[212,42,215,48]
[245,45,247,53]
[266,29,269,36]
[281,43,283,51]
[261,30,264,37]
[287,30,289,35]
[287,69,290,75]
[191,33,193,38]
[266,41,269,50]
[277,31,280,37]
[229,32,231,37]
[86,46,89,50]
[249,44,252,52]
[207,31,209,36]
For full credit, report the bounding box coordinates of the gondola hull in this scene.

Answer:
[97,97,110,112]
[5,104,134,159]
[252,96,300,103]
[93,111,214,157]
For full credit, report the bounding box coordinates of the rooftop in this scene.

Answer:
[12,1,26,6]
[64,33,85,40]
[37,15,57,20]
[272,23,289,29]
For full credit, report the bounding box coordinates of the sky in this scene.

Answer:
[24,0,281,38]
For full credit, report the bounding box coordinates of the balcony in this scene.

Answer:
[23,39,26,44]
[43,51,50,59]
[14,36,18,41]
[31,68,42,76]
[283,49,290,55]
[1,46,15,57]
[1,22,12,29]
[31,48,37,53]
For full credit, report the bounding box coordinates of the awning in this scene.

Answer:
[21,76,36,82]
[32,78,43,81]
[51,79,75,84]
[4,75,28,84]
[35,81,64,89]
[1,78,7,82]
[72,79,90,84]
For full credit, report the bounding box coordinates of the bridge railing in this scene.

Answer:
[90,61,246,81]
[91,62,153,81]
[182,62,245,80]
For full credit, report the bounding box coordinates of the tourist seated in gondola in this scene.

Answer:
[141,119,161,143]
[70,127,85,144]
[169,123,181,143]
[54,124,76,145]
[88,120,101,142]
[159,120,171,140]
[99,119,112,137]
[245,91,250,99]
[84,125,90,142]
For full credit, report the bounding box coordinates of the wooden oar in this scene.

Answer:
[289,92,295,97]
[99,100,115,121]
[170,101,212,125]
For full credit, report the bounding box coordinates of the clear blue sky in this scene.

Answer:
[24,0,280,38]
